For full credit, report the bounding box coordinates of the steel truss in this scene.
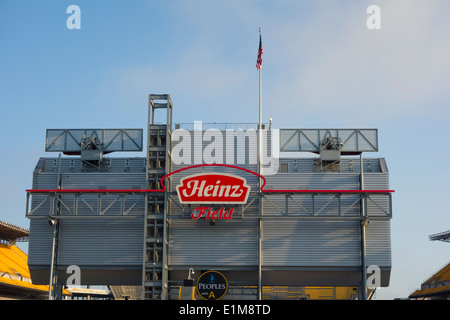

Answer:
[166,190,392,220]
[25,190,146,219]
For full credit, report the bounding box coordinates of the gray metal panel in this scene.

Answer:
[61,172,146,189]
[28,218,144,267]
[35,157,146,174]
[29,161,147,217]
[57,218,144,266]
[28,156,146,284]
[265,172,360,190]
[364,173,391,217]
[263,173,361,217]
[28,220,54,265]
[262,219,391,268]
[168,220,258,267]
[61,172,146,218]
[365,220,391,267]
[171,163,258,185]
[263,220,361,267]
[30,172,57,218]
[277,158,383,173]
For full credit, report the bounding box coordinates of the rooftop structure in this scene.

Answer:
[0,220,49,299]
[429,230,450,243]
[409,263,450,300]
[25,94,393,300]
[0,220,29,244]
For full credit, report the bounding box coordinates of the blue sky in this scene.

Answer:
[1,1,449,300]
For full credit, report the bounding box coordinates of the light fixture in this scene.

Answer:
[48,218,57,226]
[188,268,195,280]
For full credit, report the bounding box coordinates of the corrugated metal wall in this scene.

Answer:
[262,220,361,267]
[28,157,146,285]
[167,131,392,277]
[365,220,391,267]
[27,141,392,287]
[29,218,143,266]
[168,220,257,267]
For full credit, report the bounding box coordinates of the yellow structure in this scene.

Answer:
[409,263,450,300]
[0,243,50,299]
[0,219,72,299]
[262,286,360,300]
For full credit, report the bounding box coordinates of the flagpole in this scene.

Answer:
[258,26,262,175]
[257,26,263,301]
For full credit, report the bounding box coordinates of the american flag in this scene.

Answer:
[256,34,263,69]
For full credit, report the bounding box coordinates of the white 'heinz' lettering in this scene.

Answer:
[183,180,206,197]
[230,185,243,197]
[182,179,243,198]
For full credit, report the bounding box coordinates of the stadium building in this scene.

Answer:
[25,94,393,300]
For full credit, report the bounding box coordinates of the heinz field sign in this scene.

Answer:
[176,173,251,220]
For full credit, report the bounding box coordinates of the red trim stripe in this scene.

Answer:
[26,188,394,194]
[26,164,394,194]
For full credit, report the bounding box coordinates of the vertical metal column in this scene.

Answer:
[142,94,172,300]
[360,153,367,300]
[49,153,62,300]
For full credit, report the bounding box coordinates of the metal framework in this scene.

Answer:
[26,94,393,300]
[280,129,378,154]
[165,190,393,220]
[278,128,383,300]
[0,220,29,243]
[142,94,173,300]
[26,189,393,220]
[45,129,143,153]
[429,230,450,243]
[25,190,146,219]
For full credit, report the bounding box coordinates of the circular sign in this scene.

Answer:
[196,271,228,300]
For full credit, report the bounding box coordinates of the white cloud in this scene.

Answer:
[96,1,450,126]
[264,1,450,121]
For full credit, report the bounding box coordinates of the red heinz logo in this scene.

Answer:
[176,173,251,204]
